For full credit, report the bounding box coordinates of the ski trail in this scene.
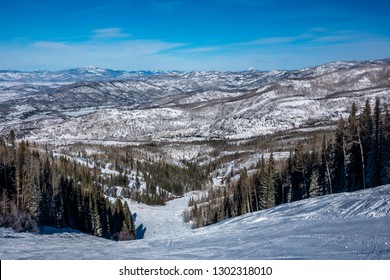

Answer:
[126,193,193,241]
[1,185,390,259]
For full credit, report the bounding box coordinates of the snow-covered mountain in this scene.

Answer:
[0,67,171,84]
[1,60,390,261]
[1,185,389,259]
[1,59,390,143]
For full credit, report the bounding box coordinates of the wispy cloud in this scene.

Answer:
[309,27,328,33]
[92,28,131,39]
[179,46,219,54]
[31,41,74,49]
[310,30,362,44]
[230,30,365,48]
[239,36,299,46]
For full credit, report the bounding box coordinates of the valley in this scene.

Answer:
[1,60,389,146]
[1,59,390,260]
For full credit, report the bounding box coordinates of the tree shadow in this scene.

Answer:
[136,224,146,239]
[37,226,81,235]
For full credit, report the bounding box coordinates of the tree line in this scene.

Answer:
[189,98,390,228]
[0,139,135,240]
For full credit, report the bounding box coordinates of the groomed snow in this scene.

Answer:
[1,185,389,260]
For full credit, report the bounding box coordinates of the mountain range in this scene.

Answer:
[1,59,389,144]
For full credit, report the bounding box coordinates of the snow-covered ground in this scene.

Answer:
[1,185,389,259]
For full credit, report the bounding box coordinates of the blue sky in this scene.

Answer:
[1,0,389,71]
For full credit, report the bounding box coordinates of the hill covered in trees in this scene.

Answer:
[0,134,210,239]
[0,139,136,240]
[188,98,390,227]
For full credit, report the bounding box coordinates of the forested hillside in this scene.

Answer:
[0,135,210,239]
[0,140,136,240]
[189,98,390,227]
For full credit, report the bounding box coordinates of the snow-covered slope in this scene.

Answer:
[1,185,389,259]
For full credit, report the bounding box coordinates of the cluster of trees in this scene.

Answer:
[142,160,209,195]
[106,157,209,206]
[189,98,390,228]
[77,144,209,206]
[0,138,135,240]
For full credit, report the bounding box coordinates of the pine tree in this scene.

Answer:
[309,168,321,198]
[256,155,267,210]
[27,151,41,220]
[38,156,54,225]
[290,142,307,201]
[366,97,381,188]
[8,129,16,148]
[123,202,135,239]
[274,160,289,205]
[380,105,390,185]
[332,117,347,193]
[359,99,373,189]
[233,169,250,216]
[345,102,364,191]
[320,134,332,194]
[265,153,276,208]
[286,150,294,203]
[91,193,102,237]
[112,198,124,235]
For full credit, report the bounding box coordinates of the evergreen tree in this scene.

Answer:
[8,129,16,148]
[345,103,364,191]
[265,153,276,208]
[256,155,267,210]
[290,142,307,201]
[358,99,373,189]
[123,202,135,239]
[233,169,250,216]
[380,105,390,185]
[320,134,332,195]
[367,97,382,188]
[309,168,321,198]
[38,157,54,225]
[91,192,102,237]
[332,118,347,193]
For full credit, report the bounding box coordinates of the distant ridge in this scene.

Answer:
[1,58,389,83]
[1,59,390,142]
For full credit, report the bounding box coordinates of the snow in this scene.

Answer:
[126,194,193,240]
[1,185,390,260]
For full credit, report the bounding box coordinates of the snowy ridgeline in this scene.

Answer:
[1,185,389,260]
[1,60,390,143]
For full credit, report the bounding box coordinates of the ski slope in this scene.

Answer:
[1,186,389,260]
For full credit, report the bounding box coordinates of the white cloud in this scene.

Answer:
[91,28,131,39]
[31,41,76,50]
[309,27,328,33]
[241,37,299,46]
